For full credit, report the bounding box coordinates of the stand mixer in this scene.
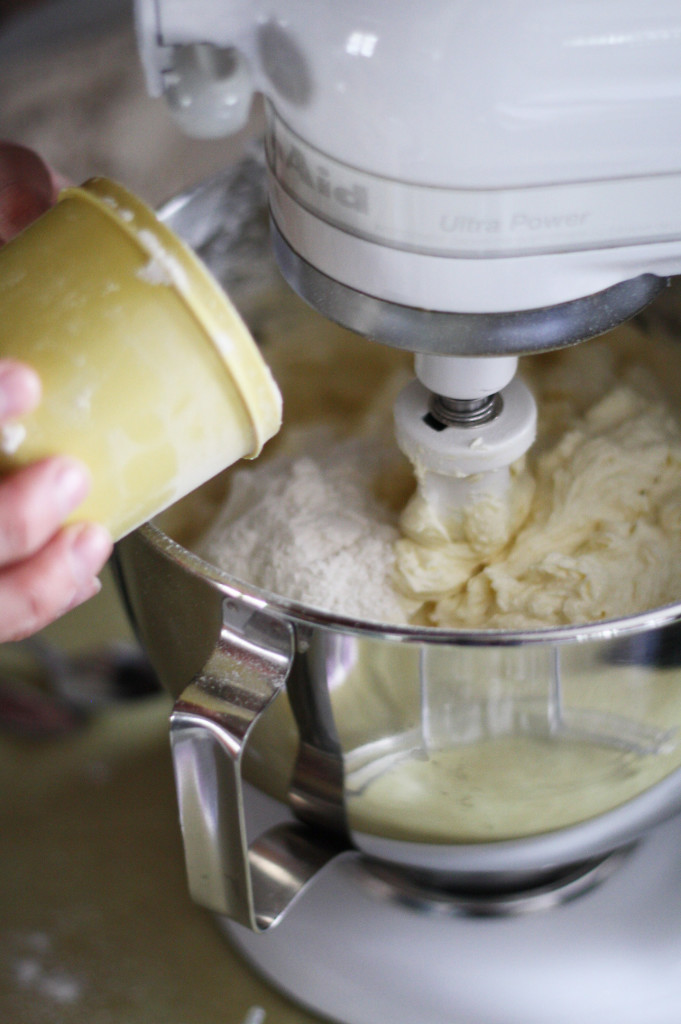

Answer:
[135,0,681,516]
[114,2,681,1021]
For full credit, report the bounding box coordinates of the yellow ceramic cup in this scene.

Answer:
[0,177,282,540]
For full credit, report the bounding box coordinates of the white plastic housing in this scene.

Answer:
[395,378,537,477]
[415,354,519,401]
[136,0,681,316]
[227,810,681,1024]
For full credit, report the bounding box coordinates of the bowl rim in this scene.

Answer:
[138,519,681,647]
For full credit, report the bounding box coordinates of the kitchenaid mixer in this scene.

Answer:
[115,2,681,1022]
[135,0,681,511]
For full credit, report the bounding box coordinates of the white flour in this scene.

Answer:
[200,432,416,622]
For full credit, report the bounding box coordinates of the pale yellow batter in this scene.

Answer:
[398,332,681,628]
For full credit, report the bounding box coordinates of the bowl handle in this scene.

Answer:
[169,605,346,931]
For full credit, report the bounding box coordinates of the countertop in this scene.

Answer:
[0,694,318,1023]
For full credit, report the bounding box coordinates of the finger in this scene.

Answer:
[0,360,41,422]
[0,521,113,643]
[0,456,91,567]
[0,141,58,243]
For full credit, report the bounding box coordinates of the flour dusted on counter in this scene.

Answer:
[195,290,681,628]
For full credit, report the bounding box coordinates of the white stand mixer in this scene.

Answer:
[135,0,681,507]
[122,3,681,1022]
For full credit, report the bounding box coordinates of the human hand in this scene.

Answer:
[0,143,112,641]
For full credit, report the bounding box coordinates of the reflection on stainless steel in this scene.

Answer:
[362,844,634,917]
[170,601,300,928]
[157,150,281,328]
[166,585,347,927]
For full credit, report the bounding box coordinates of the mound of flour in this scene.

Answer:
[200,432,416,622]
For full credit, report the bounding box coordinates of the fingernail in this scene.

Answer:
[53,458,91,519]
[0,361,41,419]
[67,523,113,587]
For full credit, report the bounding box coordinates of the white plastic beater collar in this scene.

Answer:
[394,377,537,479]
[394,374,537,519]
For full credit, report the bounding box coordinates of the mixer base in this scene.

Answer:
[361,844,631,917]
[223,811,681,1024]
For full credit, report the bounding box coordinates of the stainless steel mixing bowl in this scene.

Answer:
[115,153,681,931]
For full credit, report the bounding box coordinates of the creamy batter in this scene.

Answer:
[197,289,681,630]
[345,727,681,842]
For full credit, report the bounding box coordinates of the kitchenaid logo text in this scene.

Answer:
[274,136,594,242]
[267,119,681,255]
[272,139,369,215]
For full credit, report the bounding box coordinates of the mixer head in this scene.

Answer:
[136,0,681,505]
